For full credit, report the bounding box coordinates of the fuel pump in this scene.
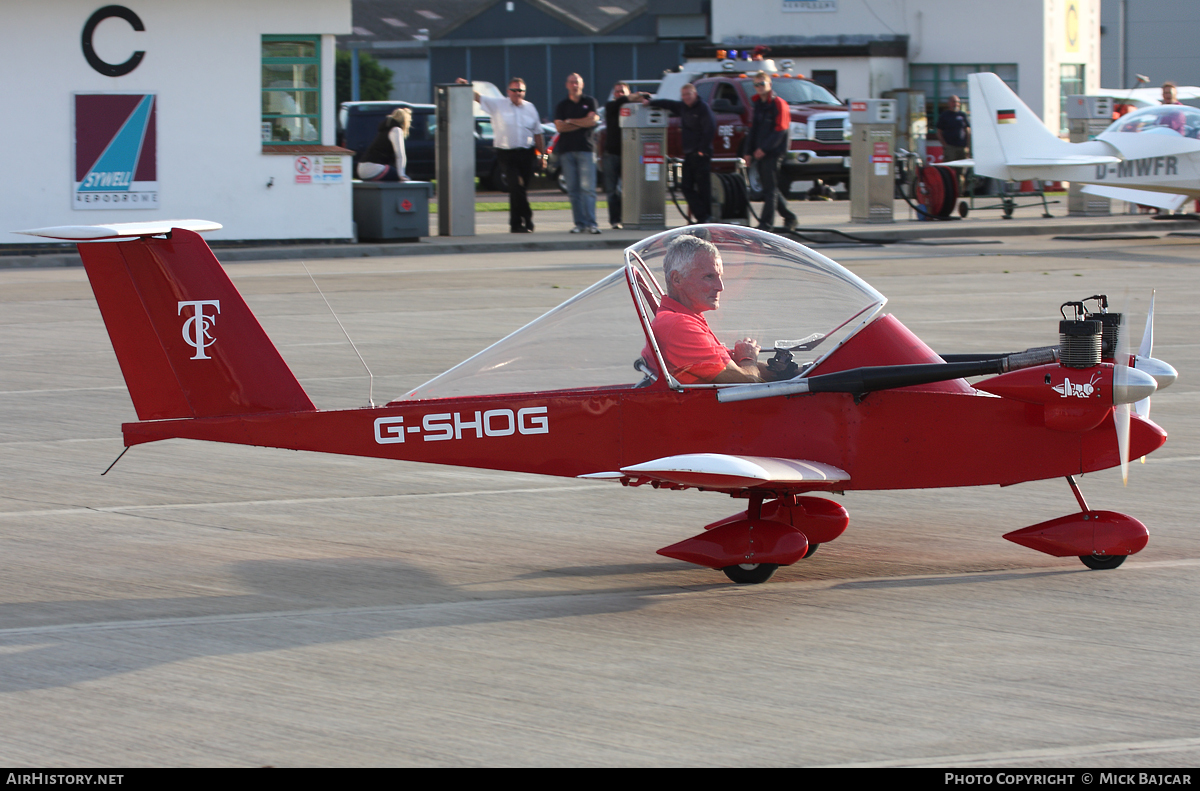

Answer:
[1066,95,1114,216]
[620,103,668,231]
[848,99,897,223]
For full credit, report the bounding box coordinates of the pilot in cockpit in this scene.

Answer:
[1158,109,1187,135]
[643,234,788,384]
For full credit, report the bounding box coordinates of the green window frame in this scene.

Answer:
[1059,64,1086,135]
[909,63,1018,134]
[262,35,321,144]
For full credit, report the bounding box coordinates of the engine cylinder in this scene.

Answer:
[1059,319,1101,368]
[1085,312,1122,359]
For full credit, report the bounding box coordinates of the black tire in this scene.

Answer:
[936,165,957,217]
[1080,554,1127,570]
[721,563,779,584]
[803,543,820,559]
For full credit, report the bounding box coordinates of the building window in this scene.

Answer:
[1060,64,1085,135]
[812,70,838,97]
[262,35,321,144]
[910,63,1018,130]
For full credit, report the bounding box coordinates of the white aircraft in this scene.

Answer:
[966,72,1200,211]
[1091,85,1200,110]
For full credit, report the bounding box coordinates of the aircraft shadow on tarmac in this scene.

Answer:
[0,556,663,693]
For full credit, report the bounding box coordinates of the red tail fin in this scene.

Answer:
[78,228,315,420]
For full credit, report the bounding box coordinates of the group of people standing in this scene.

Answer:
[459,73,603,233]
[465,69,807,234]
[365,69,812,234]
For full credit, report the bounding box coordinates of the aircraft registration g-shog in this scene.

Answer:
[17,220,1178,583]
[966,71,1200,211]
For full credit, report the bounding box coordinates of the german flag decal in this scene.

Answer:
[997,109,1017,124]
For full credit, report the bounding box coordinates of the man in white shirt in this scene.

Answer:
[461,77,545,233]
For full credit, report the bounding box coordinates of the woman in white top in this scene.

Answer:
[357,107,411,181]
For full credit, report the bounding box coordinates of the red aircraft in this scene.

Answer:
[18,221,1178,583]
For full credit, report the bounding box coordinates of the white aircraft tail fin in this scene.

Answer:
[968,73,1082,179]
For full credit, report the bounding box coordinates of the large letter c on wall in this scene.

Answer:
[82,5,145,77]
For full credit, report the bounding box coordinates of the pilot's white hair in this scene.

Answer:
[663,234,719,281]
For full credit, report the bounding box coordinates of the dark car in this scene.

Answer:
[338,101,506,189]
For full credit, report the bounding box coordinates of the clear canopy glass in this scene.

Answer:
[1105,105,1200,138]
[399,226,886,401]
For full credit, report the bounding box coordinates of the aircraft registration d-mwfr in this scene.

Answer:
[18,221,1178,583]
[967,71,1200,211]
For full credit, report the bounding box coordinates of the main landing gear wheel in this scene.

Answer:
[1080,554,1127,570]
[722,563,779,584]
[803,543,820,559]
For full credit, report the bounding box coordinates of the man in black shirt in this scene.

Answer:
[647,83,716,224]
[602,82,637,229]
[936,95,970,192]
[555,73,601,233]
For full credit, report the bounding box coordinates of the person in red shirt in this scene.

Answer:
[642,235,777,384]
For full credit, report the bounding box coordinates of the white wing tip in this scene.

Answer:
[14,219,222,241]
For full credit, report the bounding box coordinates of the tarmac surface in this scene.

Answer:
[2,226,1199,766]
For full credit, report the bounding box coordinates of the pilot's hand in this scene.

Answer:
[455,78,470,85]
[733,338,760,364]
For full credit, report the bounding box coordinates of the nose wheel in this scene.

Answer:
[721,563,779,584]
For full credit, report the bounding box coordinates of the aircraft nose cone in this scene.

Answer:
[1114,366,1158,405]
[1135,355,1178,390]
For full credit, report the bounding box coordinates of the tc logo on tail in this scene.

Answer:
[178,300,220,359]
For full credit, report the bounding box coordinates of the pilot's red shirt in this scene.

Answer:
[643,296,732,384]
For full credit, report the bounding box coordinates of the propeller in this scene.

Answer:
[1134,291,1155,418]
[1113,302,1132,485]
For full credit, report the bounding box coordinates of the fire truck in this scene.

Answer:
[597,58,851,198]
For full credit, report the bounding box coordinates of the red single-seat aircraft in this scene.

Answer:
[17,221,1177,583]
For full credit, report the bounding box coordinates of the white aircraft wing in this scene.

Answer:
[1006,155,1122,166]
[580,453,849,490]
[1097,130,1200,159]
[1080,184,1190,211]
[1093,86,1200,105]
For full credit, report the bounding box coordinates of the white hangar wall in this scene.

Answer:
[1,0,353,244]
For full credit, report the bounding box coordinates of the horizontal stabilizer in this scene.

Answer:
[1080,184,1190,211]
[15,220,222,241]
[618,454,849,489]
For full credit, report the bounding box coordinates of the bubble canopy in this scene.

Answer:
[399,226,886,401]
[1105,105,1200,138]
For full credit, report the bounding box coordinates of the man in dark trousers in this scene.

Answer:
[646,83,716,224]
[459,77,544,233]
[602,82,637,229]
[743,72,797,233]
[555,73,601,234]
